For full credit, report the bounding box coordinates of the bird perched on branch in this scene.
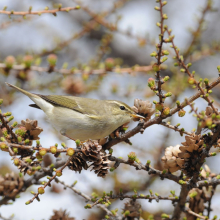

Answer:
[5,83,144,141]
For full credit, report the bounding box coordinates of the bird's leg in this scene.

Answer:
[60,129,75,141]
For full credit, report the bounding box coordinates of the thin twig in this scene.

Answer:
[0,63,152,75]
[109,156,180,183]
[185,208,210,220]
[160,122,192,136]
[26,156,74,204]
[0,6,80,16]
[55,178,118,218]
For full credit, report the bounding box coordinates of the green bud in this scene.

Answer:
[162,50,169,55]
[75,139,81,146]
[124,210,130,216]
[150,51,157,57]
[155,103,163,111]
[148,78,155,88]
[25,201,31,205]
[24,139,30,145]
[61,142,66,148]
[187,63,192,68]
[156,22,161,27]
[188,77,196,85]
[161,213,169,219]
[66,148,75,156]
[5,56,15,69]
[161,57,168,63]
[39,148,47,156]
[128,152,136,163]
[165,92,172,97]
[178,109,186,117]
[12,121,18,127]
[47,54,57,67]
[38,187,45,194]
[163,76,169,81]
[163,107,170,115]
[13,147,18,154]
[162,14,168,19]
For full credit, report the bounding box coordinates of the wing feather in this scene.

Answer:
[36,95,106,117]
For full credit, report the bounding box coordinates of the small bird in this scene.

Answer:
[5,83,144,141]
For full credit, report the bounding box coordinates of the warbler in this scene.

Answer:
[5,82,144,141]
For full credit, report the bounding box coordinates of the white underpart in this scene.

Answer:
[30,96,54,115]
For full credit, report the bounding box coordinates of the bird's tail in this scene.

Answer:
[5,82,38,98]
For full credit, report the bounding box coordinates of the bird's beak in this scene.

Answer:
[131,113,145,120]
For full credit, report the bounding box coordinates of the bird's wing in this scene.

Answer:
[37,95,104,116]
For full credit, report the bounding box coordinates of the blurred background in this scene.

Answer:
[1,0,220,219]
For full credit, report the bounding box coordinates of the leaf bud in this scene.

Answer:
[38,187,45,194]
[0,142,8,150]
[23,55,33,68]
[61,142,66,148]
[50,146,57,154]
[17,136,22,143]
[163,107,170,115]
[163,76,169,82]
[75,139,81,146]
[176,100,180,106]
[188,77,196,85]
[165,92,172,97]
[156,22,161,27]
[128,152,136,163]
[56,170,62,177]
[206,118,212,127]
[47,54,57,67]
[152,64,160,72]
[162,14,168,19]
[146,160,151,165]
[155,103,163,111]
[5,56,15,69]
[39,148,47,156]
[162,50,169,55]
[105,58,115,71]
[66,148,75,156]
[161,56,168,63]
[13,147,18,153]
[124,210,130,216]
[148,78,155,88]
[14,158,20,166]
[178,109,186,117]
[186,63,192,68]
[150,51,157,57]
[204,78,209,85]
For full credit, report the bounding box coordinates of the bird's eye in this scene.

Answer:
[120,106,125,110]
